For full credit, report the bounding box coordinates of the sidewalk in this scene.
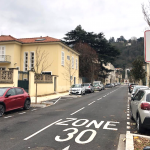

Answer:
[31,92,69,104]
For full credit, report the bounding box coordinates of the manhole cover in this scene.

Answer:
[30,147,55,150]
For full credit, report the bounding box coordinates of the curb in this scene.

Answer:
[126,133,134,150]
[117,134,126,150]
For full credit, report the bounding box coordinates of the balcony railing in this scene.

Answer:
[0,55,11,63]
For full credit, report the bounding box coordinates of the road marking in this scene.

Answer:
[127,117,130,119]
[54,97,61,105]
[127,114,129,116]
[4,116,12,119]
[97,98,102,100]
[31,109,37,111]
[103,95,106,97]
[19,112,26,115]
[127,109,129,111]
[70,107,85,115]
[126,131,130,134]
[127,111,129,113]
[24,119,62,140]
[127,122,130,125]
[127,126,131,129]
[88,101,95,105]
[62,145,70,150]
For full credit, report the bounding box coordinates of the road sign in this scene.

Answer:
[144,30,150,62]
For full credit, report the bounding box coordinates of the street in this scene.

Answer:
[0,85,128,150]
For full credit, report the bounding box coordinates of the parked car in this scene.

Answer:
[131,85,148,98]
[101,83,105,90]
[83,83,94,93]
[105,83,113,88]
[129,83,137,93]
[130,89,150,133]
[0,87,31,117]
[111,83,115,87]
[69,84,85,95]
[93,81,103,91]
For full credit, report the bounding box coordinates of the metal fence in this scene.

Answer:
[0,70,13,83]
[34,73,53,83]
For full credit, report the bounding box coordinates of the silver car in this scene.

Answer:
[83,83,94,93]
[69,84,85,95]
[130,89,150,133]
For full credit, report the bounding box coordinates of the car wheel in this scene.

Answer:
[136,115,145,133]
[24,99,31,110]
[0,104,5,117]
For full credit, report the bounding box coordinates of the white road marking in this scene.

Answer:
[4,116,12,119]
[127,122,130,125]
[127,109,129,111]
[24,119,62,140]
[126,131,130,134]
[31,109,37,111]
[19,112,26,115]
[127,117,130,119]
[127,111,129,113]
[127,114,129,117]
[70,107,85,115]
[88,101,95,105]
[103,95,106,97]
[97,98,102,100]
[54,97,61,105]
[127,126,131,129]
[62,145,70,150]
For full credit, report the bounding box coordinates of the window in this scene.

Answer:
[134,91,144,101]
[42,72,52,75]
[61,51,64,66]
[15,88,24,95]
[72,56,74,68]
[67,56,70,60]
[0,67,6,70]
[30,52,34,70]
[6,88,16,96]
[76,58,78,70]
[24,52,28,71]
[0,46,5,61]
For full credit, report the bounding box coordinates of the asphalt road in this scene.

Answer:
[0,85,128,150]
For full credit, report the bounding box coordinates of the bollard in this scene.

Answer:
[143,146,150,150]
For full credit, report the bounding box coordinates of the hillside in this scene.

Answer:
[110,37,144,68]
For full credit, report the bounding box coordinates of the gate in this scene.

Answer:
[18,71,29,93]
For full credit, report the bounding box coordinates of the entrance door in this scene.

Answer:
[0,46,5,61]
[54,77,57,92]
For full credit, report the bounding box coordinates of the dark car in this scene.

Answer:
[0,87,31,117]
[105,83,113,88]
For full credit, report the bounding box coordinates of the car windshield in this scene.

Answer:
[83,83,89,86]
[93,83,99,86]
[0,88,9,96]
[71,84,81,88]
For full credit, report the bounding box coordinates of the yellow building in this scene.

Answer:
[0,35,80,95]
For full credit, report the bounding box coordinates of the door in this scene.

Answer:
[15,88,25,108]
[4,88,18,111]
[54,77,57,92]
[0,46,5,61]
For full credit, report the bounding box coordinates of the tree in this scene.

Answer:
[142,1,150,27]
[131,58,146,82]
[32,47,53,103]
[109,37,115,43]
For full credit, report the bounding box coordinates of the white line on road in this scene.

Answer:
[54,97,61,105]
[24,119,62,140]
[88,101,95,105]
[127,122,130,125]
[127,114,130,116]
[97,98,102,100]
[31,109,37,111]
[70,107,85,115]
[4,116,12,119]
[127,126,131,129]
[127,117,130,119]
[19,112,26,115]
[103,95,106,97]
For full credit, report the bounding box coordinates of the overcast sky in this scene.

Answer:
[0,0,148,41]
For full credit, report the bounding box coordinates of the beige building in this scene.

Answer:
[104,63,116,84]
[0,35,80,96]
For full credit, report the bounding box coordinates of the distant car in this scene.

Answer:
[69,84,85,95]
[111,83,115,87]
[130,89,150,133]
[93,81,103,91]
[105,83,113,88]
[0,87,31,117]
[129,84,137,93]
[83,83,94,93]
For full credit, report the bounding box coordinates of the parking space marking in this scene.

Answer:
[70,107,85,115]
[19,112,26,115]
[88,101,95,105]
[4,116,12,119]
[24,119,62,140]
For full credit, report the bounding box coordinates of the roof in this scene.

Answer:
[0,35,60,44]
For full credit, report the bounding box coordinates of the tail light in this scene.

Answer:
[88,86,90,88]
[141,103,150,110]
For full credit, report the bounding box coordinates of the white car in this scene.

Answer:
[130,89,150,133]
[69,84,85,95]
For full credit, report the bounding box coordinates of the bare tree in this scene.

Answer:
[33,47,53,103]
[142,1,150,27]
[62,53,77,87]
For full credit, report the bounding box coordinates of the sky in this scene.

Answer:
[0,0,149,41]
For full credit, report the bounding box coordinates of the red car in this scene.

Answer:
[0,87,31,117]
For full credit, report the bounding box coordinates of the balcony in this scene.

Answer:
[0,55,11,63]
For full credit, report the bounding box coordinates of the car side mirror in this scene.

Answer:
[5,94,11,97]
